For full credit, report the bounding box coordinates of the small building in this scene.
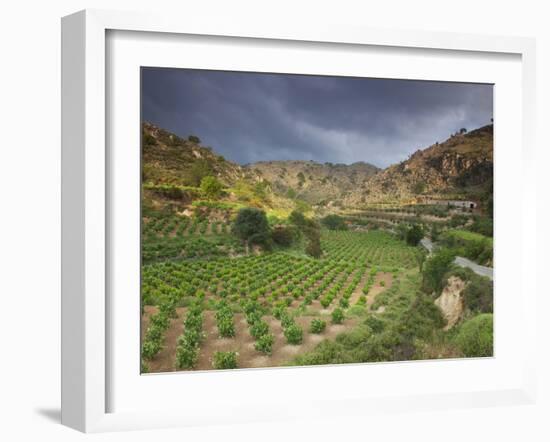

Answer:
[424,198,477,210]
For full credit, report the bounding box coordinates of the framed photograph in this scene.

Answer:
[61,9,537,432]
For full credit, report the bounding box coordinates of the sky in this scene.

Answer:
[141,68,493,168]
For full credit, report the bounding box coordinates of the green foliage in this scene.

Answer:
[216,304,235,337]
[463,277,493,313]
[446,267,493,314]
[364,315,385,333]
[271,225,295,247]
[188,135,201,144]
[310,318,327,334]
[405,224,423,246]
[294,199,312,214]
[254,333,275,354]
[440,229,493,265]
[188,159,212,186]
[212,351,238,369]
[249,320,269,339]
[468,216,493,237]
[305,237,322,258]
[455,314,493,357]
[232,208,271,246]
[422,249,456,294]
[142,340,162,360]
[200,176,223,199]
[321,214,348,231]
[284,324,303,345]
[331,308,345,324]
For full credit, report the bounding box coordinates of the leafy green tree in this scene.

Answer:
[188,135,201,144]
[405,224,423,246]
[272,225,295,247]
[422,248,456,294]
[321,214,348,231]
[232,208,271,246]
[200,176,223,199]
[305,237,322,258]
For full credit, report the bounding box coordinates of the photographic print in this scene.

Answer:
[140,68,494,373]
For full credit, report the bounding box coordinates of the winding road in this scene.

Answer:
[420,237,493,281]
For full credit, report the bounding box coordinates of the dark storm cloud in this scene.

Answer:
[141,68,493,168]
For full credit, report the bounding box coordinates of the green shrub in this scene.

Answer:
[405,224,423,246]
[272,225,295,247]
[281,313,295,328]
[463,276,493,313]
[331,308,345,324]
[455,314,493,357]
[175,341,198,369]
[250,320,269,339]
[212,351,238,369]
[200,176,223,200]
[284,324,303,345]
[310,318,326,334]
[321,214,348,231]
[142,340,162,360]
[254,333,274,354]
[364,315,385,333]
[422,249,456,294]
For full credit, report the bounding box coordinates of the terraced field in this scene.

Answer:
[140,229,423,372]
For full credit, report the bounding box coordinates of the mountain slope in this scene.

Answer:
[344,124,493,205]
[245,160,379,204]
[141,121,493,212]
[142,122,248,187]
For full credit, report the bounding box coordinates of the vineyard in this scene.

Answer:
[141,228,422,372]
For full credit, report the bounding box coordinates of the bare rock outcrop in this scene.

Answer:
[435,276,467,330]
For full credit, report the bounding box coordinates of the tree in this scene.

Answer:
[272,225,295,247]
[421,249,456,294]
[200,176,223,200]
[289,210,323,258]
[289,210,307,228]
[232,208,271,247]
[321,214,348,231]
[405,224,423,246]
[459,128,467,134]
[188,135,201,144]
[305,236,322,258]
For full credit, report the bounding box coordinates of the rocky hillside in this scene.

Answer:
[142,121,493,211]
[246,160,379,204]
[344,124,494,205]
[142,122,253,187]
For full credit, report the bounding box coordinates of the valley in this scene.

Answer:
[140,122,494,373]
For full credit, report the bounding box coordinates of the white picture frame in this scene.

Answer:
[61,9,537,433]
